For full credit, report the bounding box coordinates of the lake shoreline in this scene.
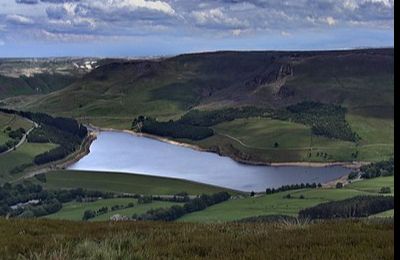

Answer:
[85,124,368,170]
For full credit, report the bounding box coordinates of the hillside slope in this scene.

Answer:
[6,48,393,163]
[25,48,393,119]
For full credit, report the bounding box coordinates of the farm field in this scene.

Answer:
[0,142,57,182]
[44,170,239,195]
[345,176,394,194]
[43,197,182,221]
[90,200,183,221]
[0,111,34,145]
[178,176,394,222]
[187,115,393,163]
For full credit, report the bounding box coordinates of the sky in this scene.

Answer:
[0,0,394,57]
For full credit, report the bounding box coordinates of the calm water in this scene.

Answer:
[68,131,350,192]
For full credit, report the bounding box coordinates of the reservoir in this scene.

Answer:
[68,131,351,192]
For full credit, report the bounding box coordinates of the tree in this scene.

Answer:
[336,182,343,189]
[379,187,391,194]
[250,191,255,197]
[82,209,96,220]
[348,171,359,180]
[274,142,279,148]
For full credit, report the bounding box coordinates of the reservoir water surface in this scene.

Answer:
[68,131,350,191]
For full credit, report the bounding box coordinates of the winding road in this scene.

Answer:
[1,120,38,155]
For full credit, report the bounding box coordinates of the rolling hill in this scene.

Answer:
[2,48,394,163]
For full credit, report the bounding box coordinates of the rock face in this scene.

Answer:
[110,214,129,221]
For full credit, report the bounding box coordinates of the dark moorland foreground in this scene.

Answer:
[0,218,393,260]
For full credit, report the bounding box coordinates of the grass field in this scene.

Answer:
[44,198,182,221]
[184,114,393,163]
[0,142,57,182]
[0,111,34,145]
[345,176,394,194]
[90,200,183,221]
[0,218,393,259]
[178,188,367,222]
[369,209,394,218]
[44,170,240,195]
[178,176,394,222]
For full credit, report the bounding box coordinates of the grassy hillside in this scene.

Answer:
[24,48,393,118]
[12,48,392,163]
[0,74,77,99]
[0,218,393,259]
[44,170,240,195]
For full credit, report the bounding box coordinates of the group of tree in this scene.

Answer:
[358,158,394,179]
[0,108,88,166]
[0,181,113,218]
[266,182,322,195]
[132,116,213,141]
[0,127,26,153]
[273,101,360,142]
[131,102,360,143]
[298,195,394,219]
[136,192,231,221]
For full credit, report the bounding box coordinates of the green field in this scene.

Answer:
[369,209,394,218]
[0,111,34,145]
[90,200,183,221]
[178,176,394,222]
[0,142,57,182]
[181,114,393,163]
[44,170,240,195]
[345,176,394,194]
[43,198,182,221]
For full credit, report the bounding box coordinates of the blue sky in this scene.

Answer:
[0,0,394,57]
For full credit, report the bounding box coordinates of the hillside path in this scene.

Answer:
[1,119,38,155]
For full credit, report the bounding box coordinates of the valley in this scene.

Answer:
[0,49,394,259]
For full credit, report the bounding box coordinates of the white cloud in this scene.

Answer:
[325,16,336,26]
[6,14,34,25]
[192,8,248,28]
[89,0,175,15]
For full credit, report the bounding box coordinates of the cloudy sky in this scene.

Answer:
[0,0,394,57]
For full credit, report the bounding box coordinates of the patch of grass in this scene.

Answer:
[185,114,393,163]
[346,176,394,194]
[44,170,239,195]
[90,201,183,221]
[0,142,57,182]
[0,112,33,145]
[190,117,358,162]
[178,188,367,223]
[43,198,183,221]
[346,114,394,161]
[369,209,394,218]
[0,218,393,259]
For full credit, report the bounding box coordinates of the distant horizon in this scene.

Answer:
[0,45,394,59]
